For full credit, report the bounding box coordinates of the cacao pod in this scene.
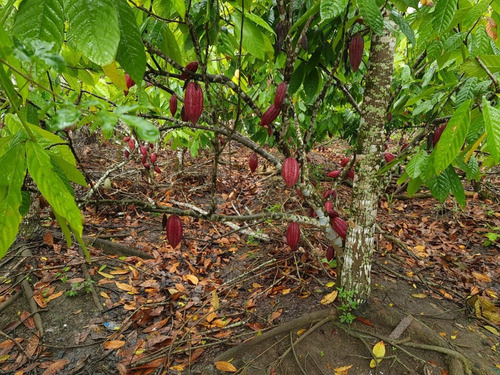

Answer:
[346,169,354,180]
[400,142,409,152]
[324,200,333,214]
[123,136,130,142]
[128,139,135,150]
[140,145,147,156]
[260,104,281,126]
[143,162,150,170]
[184,82,204,124]
[149,143,154,149]
[154,165,161,174]
[433,123,447,147]
[125,74,135,89]
[150,152,157,164]
[166,215,183,248]
[181,106,187,122]
[286,222,300,250]
[387,113,392,123]
[249,153,258,173]
[141,154,147,164]
[169,95,178,116]
[281,157,300,187]
[326,246,335,261]
[332,217,347,240]
[274,82,288,106]
[124,150,130,158]
[323,189,337,200]
[328,209,339,218]
[300,35,308,50]
[328,170,341,178]
[162,213,167,229]
[180,61,198,80]
[309,208,318,218]
[348,34,364,72]
[384,152,396,163]
[340,157,350,167]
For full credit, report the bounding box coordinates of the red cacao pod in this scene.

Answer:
[324,200,333,213]
[154,165,161,174]
[387,113,392,122]
[433,123,447,147]
[180,61,198,80]
[140,145,147,156]
[141,154,147,164]
[281,157,300,187]
[309,208,317,218]
[274,82,288,106]
[349,34,364,72]
[169,95,178,116]
[340,157,350,167]
[260,104,281,126]
[328,170,341,178]
[143,162,150,170]
[125,74,135,89]
[149,143,154,149]
[123,136,130,142]
[286,222,300,250]
[332,217,347,240]
[249,153,258,173]
[124,150,130,158]
[384,152,396,163]
[328,210,339,218]
[128,139,135,150]
[184,82,204,124]
[346,169,355,180]
[150,152,157,164]
[323,189,337,200]
[400,142,409,152]
[181,106,187,121]
[166,215,183,248]
[326,246,335,261]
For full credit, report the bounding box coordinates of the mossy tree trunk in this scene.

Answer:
[339,22,396,303]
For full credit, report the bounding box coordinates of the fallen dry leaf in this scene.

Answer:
[321,290,338,305]
[214,361,237,372]
[334,364,353,375]
[41,359,70,375]
[103,340,126,350]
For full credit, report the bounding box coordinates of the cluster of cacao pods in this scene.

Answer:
[123,74,135,96]
[327,156,354,181]
[163,214,183,248]
[123,136,161,174]
[260,82,288,134]
[169,62,204,124]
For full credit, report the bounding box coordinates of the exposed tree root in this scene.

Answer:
[83,236,154,259]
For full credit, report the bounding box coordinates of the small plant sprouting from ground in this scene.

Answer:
[65,280,95,298]
[338,288,358,324]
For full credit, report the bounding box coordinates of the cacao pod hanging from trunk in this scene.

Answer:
[281,157,300,187]
[124,73,135,96]
[170,95,178,116]
[349,34,364,72]
[326,246,335,261]
[249,153,258,173]
[332,217,347,240]
[260,104,281,126]
[433,123,447,147]
[274,82,288,106]
[384,152,396,163]
[286,222,300,250]
[166,215,183,248]
[180,61,199,80]
[340,157,350,167]
[184,82,204,124]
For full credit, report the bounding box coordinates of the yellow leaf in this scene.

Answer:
[412,293,427,299]
[326,281,335,288]
[103,340,126,350]
[370,340,386,367]
[211,290,220,309]
[102,61,127,91]
[320,290,338,305]
[484,325,500,336]
[334,365,353,375]
[472,272,492,283]
[185,274,199,285]
[115,282,138,294]
[98,271,114,279]
[214,361,237,372]
[297,329,306,336]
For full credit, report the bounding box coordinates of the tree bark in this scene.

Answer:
[339,22,396,303]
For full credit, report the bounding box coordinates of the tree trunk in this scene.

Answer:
[339,22,396,303]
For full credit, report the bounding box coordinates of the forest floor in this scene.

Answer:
[0,132,499,375]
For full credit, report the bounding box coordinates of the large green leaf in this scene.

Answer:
[114,0,146,83]
[357,0,384,35]
[0,143,26,259]
[320,0,348,20]
[432,100,471,174]
[232,13,274,60]
[119,115,160,143]
[482,97,500,163]
[65,0,120,65]
[446,166,465,208]
[406,150,429,178]
[428,172,450,203]
[26,140,83,238]
[390,11,415,44]
[432,0,458,34]
[13,0,64,51]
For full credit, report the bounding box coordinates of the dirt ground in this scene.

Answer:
[0,134,499,375]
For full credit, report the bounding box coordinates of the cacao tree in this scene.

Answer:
[0,0,500,305]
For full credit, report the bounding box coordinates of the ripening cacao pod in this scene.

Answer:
[286,222,300,250]
[143,162,150,170]
[124,150,130,158]
[140,145,147,156]
[180,61,198,80]
[433,123,447,147]
[249,153,258,173]
[346,169,355,180]
[166,215,183,248]
[384,152,396,163]
[324,200,333,214]
[128,139,135,150]
[326,246,335,261]
[328,210,339,218]
[340,157,350,167]
[181,106,187,122]
[274,82,288,106]
[124,74,136,96]
[149,143,154,149]
[323,189,337,200]
[309,208,318,218]
[123,136,130,142]
[150,152,157,164]
[348,34,364,72]
[332,217,347,240]
[141,154,147,164]
[170,95,178,116]
[387,113,392,123]
[260,104,281,126]
[184,82,204,124]
[154,165,161,174]
[400,142,409,152]
[281,157,300,187]
[328,170,341,178]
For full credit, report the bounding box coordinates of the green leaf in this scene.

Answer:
[172,0,186,19]
[303,68,320,101]
[446,166,465,208]
[13,0,64,51]
[119,115,160,143]
[432,0,458,34]
[433,100,471,174]
[26,140,83,238]
[289,62,306,94]
[321,0,348,20]
[232,12,274,60]
[407,177,422,197]
[357,0,384,35]
[47,108,81,131]
[406,150,429,178]
[114,0,146,84]
[50,154,87,187]
[0,143,26,258]
[53,210,72,247]
[65,0,120,65]
[482,97,500,163]
[428,172,450,203]
[390,11,415,44]
[162,24,183,65]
